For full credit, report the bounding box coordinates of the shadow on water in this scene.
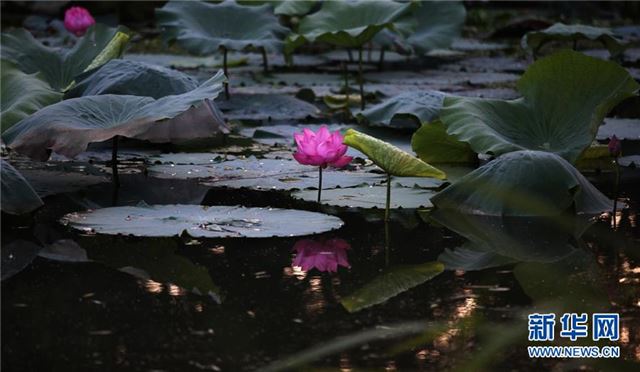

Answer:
[2,173,640,371]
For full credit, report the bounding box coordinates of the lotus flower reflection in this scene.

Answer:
[293,126,352,203]
[292,238,351,273]
[64,6,96,36]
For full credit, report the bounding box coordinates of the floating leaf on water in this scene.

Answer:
[38,239,89,262]
[341,262,444,312]
[431,151,613,216]
[293,184,436,209]
[596,118,640,141]
[61,204,344,238]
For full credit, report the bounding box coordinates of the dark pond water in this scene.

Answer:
[2,171,640,371]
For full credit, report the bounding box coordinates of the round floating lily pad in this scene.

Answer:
[293,185,435,209]
[596,118,640,141]
[148,155,386,191]
[61,204,344,238]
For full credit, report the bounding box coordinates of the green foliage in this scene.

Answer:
[522,23,627,57]
[431,151,613,216]
[66,59,198,99]
[290,0,411,49]
[3,72,226,160]
[1,60,62,132]
[343,129,446,178]
[156,0,287,54]
[437,50,639,163]
[411,121,476,164]
[358,91,446,129]
[1,24,130,91]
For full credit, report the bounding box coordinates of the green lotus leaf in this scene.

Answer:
[522,23,627,57]
[1,24,130,91]
[1,160,43,215]
[439,50,639,163]
[431,150,613,216]
[273,0,317,16]
[66,59,198,99]
[292,0,411,49]
[3,71,227,160]
[357,91,446,129]
[1,60,62,132]
[411,120,476,164]
[343,129,446,178]
[61,204,343,238]
[341,262,444,312]
[377,0,465,55]
[156,0,287,54]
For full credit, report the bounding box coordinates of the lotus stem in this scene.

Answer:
[378,47,385,71]
[384,218,390,266]
[613,158,620,228]
[342,61,349,104]
[572,39,578,51]
[367,42,372,62]
[385,173,391,222]
[358,46,364,110]
[111,135,120,188]
[261,47,269,73]
[222,46,230,100]
[347,48,353,62]
[317,166,323,204]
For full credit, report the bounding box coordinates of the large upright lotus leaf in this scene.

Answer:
[439,50,639,163]
[411,121,476,164]
[1,24,130,91]
[357,91,445,129]
[1,160,43,215]
[156,0,287,54]
[3,71,227,161]
[522,23,627,57]
[343,129,446,178]
[341,262,444,312]
[438,243,517,271]
[273,0,317,16]
[61,204,343,238]
[293,0,411,48]
[65,59,199,99]
[1,60,62,132]
[399,1,466,55]
[431,151,613,216]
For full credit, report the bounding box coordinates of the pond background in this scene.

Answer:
[2,1,640,371]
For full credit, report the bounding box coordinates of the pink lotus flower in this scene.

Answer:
[293,126,352,168]
[292,238,350,273]
[64,6,95,36]
[608,135,621,157]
